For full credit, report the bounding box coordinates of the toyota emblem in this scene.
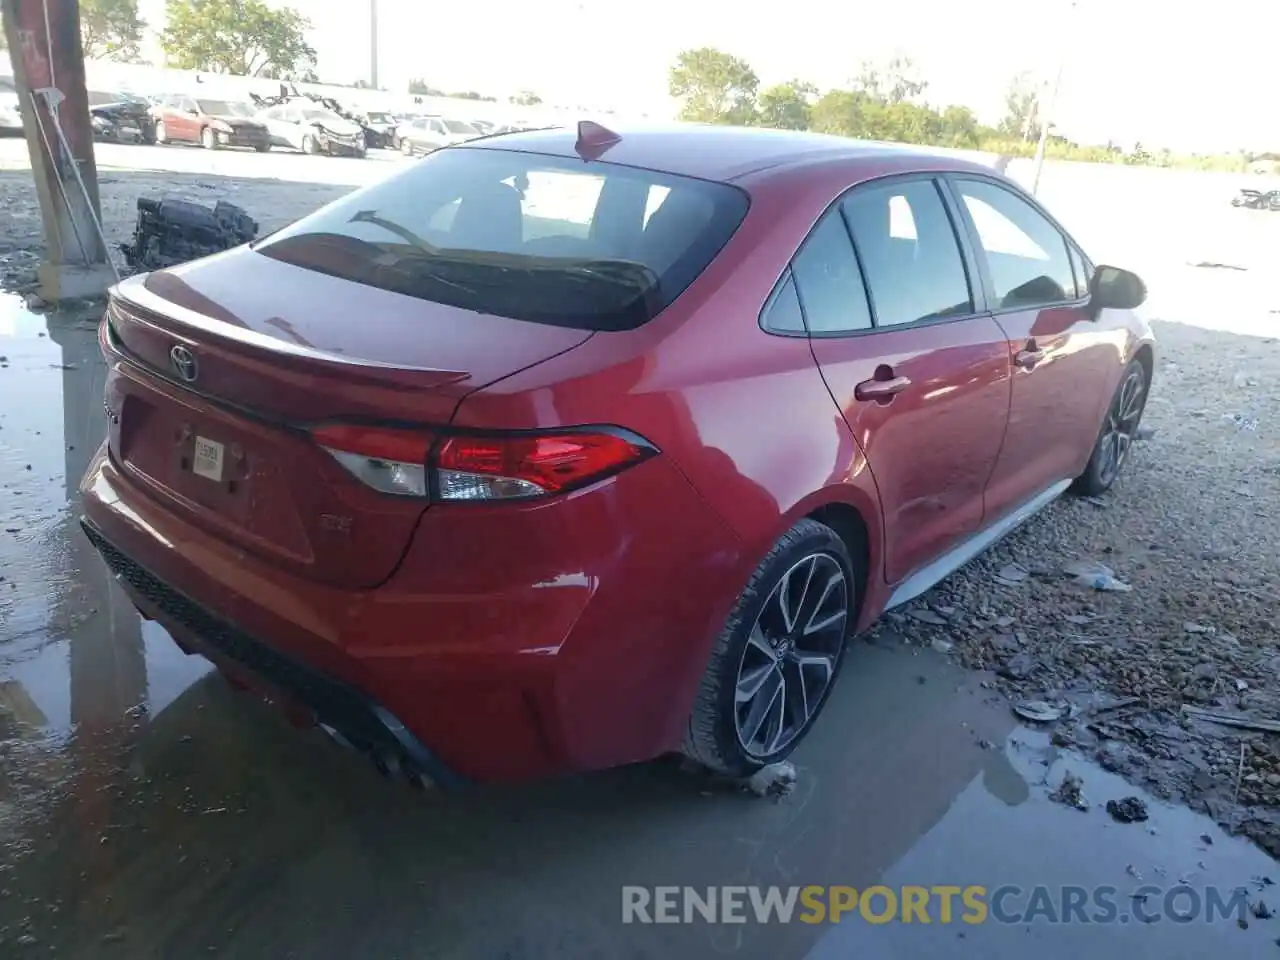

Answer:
[169,344,198,382]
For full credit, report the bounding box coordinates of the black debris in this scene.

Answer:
[120,198,258,273]
[1105,796,1150,823]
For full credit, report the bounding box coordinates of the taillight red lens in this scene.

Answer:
[309,424,654,501]
[436,432,651,498]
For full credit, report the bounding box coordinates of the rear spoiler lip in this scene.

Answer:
[110,273,470,377]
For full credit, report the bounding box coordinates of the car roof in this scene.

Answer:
[462,122,994,183]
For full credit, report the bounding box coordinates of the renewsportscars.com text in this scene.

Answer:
[621,884,1251,925]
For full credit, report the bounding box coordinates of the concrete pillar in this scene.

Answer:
[2,0,116,300]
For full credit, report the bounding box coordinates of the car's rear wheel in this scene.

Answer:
[255,142,270,153]
[1073,358,1149,496]
[682,518,856,777]
[154,120,167,144]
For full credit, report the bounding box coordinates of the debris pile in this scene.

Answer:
[120,197,258,273]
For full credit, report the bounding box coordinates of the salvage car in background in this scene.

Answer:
[361,110,398,149]
[88,91,156,143]
[152,96,270,151]
[398,115,481,156]
[255,103,366,157]
[80,124,1153,789]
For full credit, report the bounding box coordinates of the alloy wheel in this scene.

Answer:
[734,552,849,758]
[1096,366,1146,487]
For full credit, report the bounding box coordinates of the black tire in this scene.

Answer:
[255,142,271,153]
[1073,358,1149,496]
[682,518,858,777]
[201,126,217,150]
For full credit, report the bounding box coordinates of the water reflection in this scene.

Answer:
[0,293,211,754]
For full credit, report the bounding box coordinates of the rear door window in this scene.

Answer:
[257,147,750,331]
[953,178,1078,309]
[842,179,973,327]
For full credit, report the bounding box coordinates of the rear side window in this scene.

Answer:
[842,180,972,327]
[790,209,872,334]
[953,178,1077,309]
[257,147,749,331]
[762,271,805,333]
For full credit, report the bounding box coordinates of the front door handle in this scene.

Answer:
[855,374,912,402]
[1014,345,1045,369]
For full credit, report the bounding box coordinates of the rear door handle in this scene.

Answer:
[1014,345,1045,369]
[855,374,912,402]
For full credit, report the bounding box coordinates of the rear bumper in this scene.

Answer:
[79,442,744,782]
[81,516,464,789]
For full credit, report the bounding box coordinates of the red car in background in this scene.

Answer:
[151,95,271,151]
[80,124,1153,787]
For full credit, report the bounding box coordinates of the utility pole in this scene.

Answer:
[1030,64,1062,196]
[2,0,116,300]
[369,0,379,89]
[1031,0,1079,196]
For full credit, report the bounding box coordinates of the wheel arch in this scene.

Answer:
[764,483,885,631]
[1132,341,1154,385]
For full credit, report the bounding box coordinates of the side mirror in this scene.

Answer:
[1088,265,1146,314]
[187,107,199,115]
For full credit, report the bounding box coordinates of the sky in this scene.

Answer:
[135,0,1278,153]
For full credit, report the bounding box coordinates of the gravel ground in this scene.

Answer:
[3,145,1280,855]
[880,311,1280,856]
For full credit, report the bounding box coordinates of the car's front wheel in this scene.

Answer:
[400,138,414,156]
[682,518,857,777]
[1073,357,1149,496]
[302,134,318,155]
[201,126,217,150]
[154,120,167,144]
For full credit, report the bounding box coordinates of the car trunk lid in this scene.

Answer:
[104,248,591,588]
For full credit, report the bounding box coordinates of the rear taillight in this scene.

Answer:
[309,424,655,501]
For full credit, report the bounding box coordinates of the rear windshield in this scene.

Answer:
[256,147,749,331]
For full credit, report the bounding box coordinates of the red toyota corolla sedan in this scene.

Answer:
[81,123,1154,787]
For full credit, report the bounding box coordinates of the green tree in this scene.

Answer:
[757,80,817,130]
[998,72,1041,140]
[510,89,542,106]
[161,0,316,78]
[80,0,147,61]
[852,55,928,104]
[810,89,869,137]
[668,47,759,125]
[938,104,982,148]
